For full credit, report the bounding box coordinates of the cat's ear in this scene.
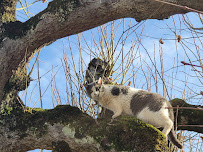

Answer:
[97,77,103,85]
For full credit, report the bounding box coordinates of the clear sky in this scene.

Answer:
[16,0,203,151]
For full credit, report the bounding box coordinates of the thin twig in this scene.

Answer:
[153,0,203,14]
[181,61,203,68]
[178,125,203,127]
[165,107,203,110]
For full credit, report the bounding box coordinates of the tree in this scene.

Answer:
[0,0,202,151]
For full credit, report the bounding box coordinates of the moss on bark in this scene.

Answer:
[0,0,18,23]
[47,0,81,14]
[170,98,203,133]
[0,105,168,151]
[82,116,168,151]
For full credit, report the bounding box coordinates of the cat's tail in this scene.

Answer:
[168,126,183,149]
[166,102,183,149]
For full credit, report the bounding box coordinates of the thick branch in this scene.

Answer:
[0,105,167,151]
[1,0,203,101]
[1,100,202,151]
[0,0,18,22]
[170,98,203,133]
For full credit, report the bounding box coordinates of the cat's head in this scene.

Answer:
[84,77,104,100]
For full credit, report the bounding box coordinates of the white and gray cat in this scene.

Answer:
[85,78,183,149]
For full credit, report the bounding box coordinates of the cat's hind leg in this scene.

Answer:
[162,119,173,137]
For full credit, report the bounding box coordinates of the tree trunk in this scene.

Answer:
[0,0,203,151]
[1,0,203,101]
[0,105,168,151]
[0,101,202,151]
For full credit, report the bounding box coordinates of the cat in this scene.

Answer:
[85,78,183,149]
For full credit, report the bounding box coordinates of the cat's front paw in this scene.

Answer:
[107,118,116,125]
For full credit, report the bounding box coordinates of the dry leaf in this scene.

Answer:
[178,35,181,42]
[42,0,48,3]
[128,81,131,86]
[108,77,113,82]
[159,38,164,44]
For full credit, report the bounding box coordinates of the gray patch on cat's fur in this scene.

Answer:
[166,101,174,121]
[130,91,166,116]
[121,86,129,95]
[111,87,120,96]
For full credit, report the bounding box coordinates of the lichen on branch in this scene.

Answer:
[0,105,168,151]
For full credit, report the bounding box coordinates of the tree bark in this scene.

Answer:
[0,105,168,152]
[170,98,203,133]
[0,0,18,22]
[1,0,203,151]
[0,0,203,101]
[0,100,202,151]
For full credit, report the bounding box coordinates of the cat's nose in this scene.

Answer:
[94,93,97,96]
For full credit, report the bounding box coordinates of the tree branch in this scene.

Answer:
[170,98,203,133]
[1,0,203,101]
[0,105,167,151]
[0,94,202,151]
[1,99,202,151]
[0,0,203,150]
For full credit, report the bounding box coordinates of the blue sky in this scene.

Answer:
[16,0,203,151]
